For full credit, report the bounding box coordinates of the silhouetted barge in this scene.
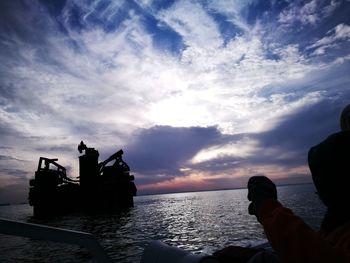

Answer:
[28,141,137,217]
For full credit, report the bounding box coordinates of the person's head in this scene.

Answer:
[340,104,350,131]
[308,131,350,210]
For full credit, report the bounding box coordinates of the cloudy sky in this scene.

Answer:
[0,0,350,203]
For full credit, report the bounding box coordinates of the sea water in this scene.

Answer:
[0,184,326,263]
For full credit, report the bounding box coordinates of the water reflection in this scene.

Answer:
[0,184,326,262]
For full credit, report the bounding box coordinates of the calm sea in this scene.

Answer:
[0,184,325,263]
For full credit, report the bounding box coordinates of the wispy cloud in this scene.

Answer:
[278,0,341,27]
[307,23,350,55]
[158,0,223,48]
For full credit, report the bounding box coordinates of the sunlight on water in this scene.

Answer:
[0,184,326,263]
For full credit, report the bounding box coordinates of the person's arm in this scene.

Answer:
[258,199,350,263]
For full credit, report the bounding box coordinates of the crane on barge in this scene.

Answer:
[28,141,137,217]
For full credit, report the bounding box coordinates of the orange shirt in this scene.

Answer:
[258,199,350,263]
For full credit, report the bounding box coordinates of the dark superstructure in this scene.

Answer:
[28,141,136,217]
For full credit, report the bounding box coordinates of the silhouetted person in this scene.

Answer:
[215,105,350,262]
[242,130,350,263]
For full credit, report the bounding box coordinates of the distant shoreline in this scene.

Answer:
[0,182,314,205]
[137,182,314,197]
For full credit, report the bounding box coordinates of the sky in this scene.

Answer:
[0,0,350,203]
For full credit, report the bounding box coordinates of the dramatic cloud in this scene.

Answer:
[0,0,349,202]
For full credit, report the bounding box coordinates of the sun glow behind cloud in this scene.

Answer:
[0,0,350,202]
[191,137,258,164]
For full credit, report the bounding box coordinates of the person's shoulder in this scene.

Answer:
[328,130,350,138]
[326,130,350,141]
[311,130,350,153]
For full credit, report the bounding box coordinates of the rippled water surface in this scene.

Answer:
[0,184,326,262]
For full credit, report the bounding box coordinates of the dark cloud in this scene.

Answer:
[260,101,339,149]
[243,62,350,169]
[125,125,224,175]
[253,97,350,166]
[216,97,349,171]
